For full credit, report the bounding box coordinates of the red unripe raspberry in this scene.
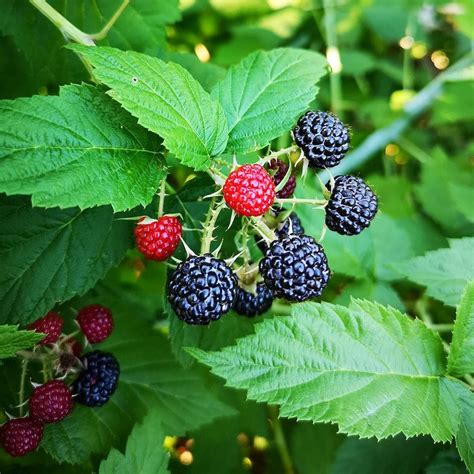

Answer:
[134,216,182,261]
[77,304,114,344]
[29,380,73,424]
[268,159,296,198]
[0,418,43,457]
[28,312,63,345]
[222,164,275,216]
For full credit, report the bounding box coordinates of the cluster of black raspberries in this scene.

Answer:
[164,111,378,325]
[1,306,120,457]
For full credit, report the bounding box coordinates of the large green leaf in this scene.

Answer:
[0,325,42,359]
[99,410,169,474]
[448,282,474,377]
[415,149,473,235]
[0,195,132,325]
[71,46,228,171]
[0,84,165,211]
[189,299,468,442]
[41,314,234,464]
[212,48,327,153]
[398,238,474,307]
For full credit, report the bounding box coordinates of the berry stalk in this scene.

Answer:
[200,200,226,254]
[269,405,295,474]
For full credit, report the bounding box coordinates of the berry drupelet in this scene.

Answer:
[72,351,120,407]
[29,380,73,424]
[293,111,350,169]
[234,283,273,317]
[259,234,330,302]
[28,312,63,345]
[167,254,238,325]
[325,175,378,236]
[134,215,182,261]
[257,211,305,254]
[77,304,114,344]
[223,164,275,216]
[0,418,43,457]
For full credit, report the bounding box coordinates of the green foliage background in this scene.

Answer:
[0,0,473,473]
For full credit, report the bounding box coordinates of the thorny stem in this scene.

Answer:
[158,178,167,217]
[18,359,29,417]
[269,405,295,474]
[200,200,225,254]
[262,145,299,163]
[42,360,49,383]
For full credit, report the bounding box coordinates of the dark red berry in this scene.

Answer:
[29,380,73,424]
[28,312,63,345]
[0,418,43,457]
[134,215,182,261]
[223,164,275,216]
[77,304,114,344]
[267,159,296,198]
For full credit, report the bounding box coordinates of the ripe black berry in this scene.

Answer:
[167,254,238,325]
[72,351,120,407]
[293,111,350,168]
[257,211,305,254]
[259,234,330,302]
[234,283,273,317]
[325,175,378,235]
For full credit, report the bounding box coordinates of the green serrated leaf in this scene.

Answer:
[189,299,468,442]
[448,282,474,377]
[41,313,235,464]
[398,238,474,307]
[0,195,132,325]
[455,390,474,473]
[330,434,437,474]
[0,325,43,359]
[70,45,228,171]
[212,48,327,153]
[99,410,169,474]
[0,84,165,211]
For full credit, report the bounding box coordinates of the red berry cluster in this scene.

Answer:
[1,304,117,457]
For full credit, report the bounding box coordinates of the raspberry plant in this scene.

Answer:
[0,1,473,473]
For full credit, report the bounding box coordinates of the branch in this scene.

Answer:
[317,53,474,182]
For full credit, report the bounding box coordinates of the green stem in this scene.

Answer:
[29,0,95,45]
[397,137,431,163]
[430,323,454,333]
[158,178,166,217]
[18,359,29,417]
[89,0,129,40]
[263,145,299,162]
[29,0,96,80]
[200,200,225,254]
[269,405,295,474]
[42,360,49,383]
[322,0,343,117]
[402,18,414,90]
[276,197,327,206]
